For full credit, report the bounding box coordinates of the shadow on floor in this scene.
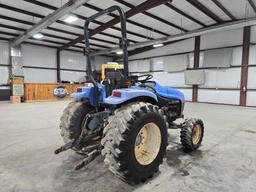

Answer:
[53,135,204,192]
[166,139,204,177]
[53,153,135,192]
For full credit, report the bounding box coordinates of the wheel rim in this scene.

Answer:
[134,123,161,165]
[192,124,202,145]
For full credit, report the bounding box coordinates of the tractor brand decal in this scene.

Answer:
[54,86,68,98]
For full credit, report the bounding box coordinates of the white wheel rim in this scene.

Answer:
[134,123,161,165]
[192,124,202,145]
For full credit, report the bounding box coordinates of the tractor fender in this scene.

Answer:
[104,88,158,105]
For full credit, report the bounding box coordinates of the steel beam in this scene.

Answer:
[186,0,223,23]
[58,0,170,51]
[83,3,171,36]
[240,26,251,106]
[128,39,186,56]
[211,0,236,20]
[22,0,151,42]
[92,17,256,56]
[248,0,256,13]
[192,36,200,102]
[113,0,188,32]
[10,0,91,47]
[57,50,61,83]
[164,2,207,27]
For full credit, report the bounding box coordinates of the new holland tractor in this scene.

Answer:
[55,6,204,183]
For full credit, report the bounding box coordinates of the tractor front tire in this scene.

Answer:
[101,102,168,183]
[180,118,204,151]
[59,101,93,144]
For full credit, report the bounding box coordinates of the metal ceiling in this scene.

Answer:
[0,0,255,54]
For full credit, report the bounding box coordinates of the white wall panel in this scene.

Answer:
[23,68,56,83]
[188,52,204,68]
[22,44,56,68]
[248,67,256,89]
[216,68,241,88]
[60,70,86,83]
[93,56,111,71]
[129,38,195,60]
[129,60,138,73]
[129,60,150,72]
[0,67,9,84]
[137,60,150,72]
[201,68,241,88]
[0,41,9,64]
[179,89,192,101]
[201,28,243,50]
[250,25,256,43]
[60,51,86,70]
[249,45,256,65]
[201,69,218,88]
[152,72,188,87]
[163,54,188,72]
[150,57,163,71]
[198,90,240,105]
[246,91,256,106]
[203,48,232,68]
[232,47,242,66]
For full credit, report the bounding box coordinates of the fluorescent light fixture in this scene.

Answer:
[33,33,44,39]
[116,50,123,55]
[64,15,78,23]
[153,43,164,48]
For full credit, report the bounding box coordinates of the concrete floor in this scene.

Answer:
[0,101,255,192]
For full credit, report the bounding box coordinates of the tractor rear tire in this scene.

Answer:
[101,102,168,183]
[180,118,204,151]
[59,101,94,144]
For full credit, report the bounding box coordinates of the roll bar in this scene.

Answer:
[84,5,129,88]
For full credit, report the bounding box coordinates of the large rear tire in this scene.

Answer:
[101,102,168,183]
[59,101,94,144]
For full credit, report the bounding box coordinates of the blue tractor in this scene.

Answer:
[55,6,204,183]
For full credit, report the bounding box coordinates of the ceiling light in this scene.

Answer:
[116,50,123,55]
[33,33,44,39]
[153,43,164,48]
[64,15,78,23]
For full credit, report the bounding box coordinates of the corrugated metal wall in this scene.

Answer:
[129,27,256,107]
[0,41,10,85]
[247,25,256,106]
[0,42,110,85]
[0,26,255,106]
[0,40,10,101]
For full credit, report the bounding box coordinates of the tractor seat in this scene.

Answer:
[103,71,124,97]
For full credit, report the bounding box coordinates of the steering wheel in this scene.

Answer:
[136,74,153,83]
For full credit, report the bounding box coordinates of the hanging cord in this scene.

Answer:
[180,15,183,33]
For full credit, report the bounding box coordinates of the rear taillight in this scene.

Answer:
[77,87,83,92]
[113,91,122,97]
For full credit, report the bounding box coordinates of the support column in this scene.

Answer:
[56,50,60,83]
[192,36,200,102]
[240,26,251,106]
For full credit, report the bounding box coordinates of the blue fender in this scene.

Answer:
[71,84,106,106]
[104,87,158,105]
[71,87,93,100]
